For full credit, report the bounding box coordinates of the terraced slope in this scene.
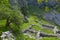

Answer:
[0,0,60,40]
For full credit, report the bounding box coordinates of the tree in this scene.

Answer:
[0,0,24,40]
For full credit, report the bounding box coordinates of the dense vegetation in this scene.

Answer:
[0,0,60,40]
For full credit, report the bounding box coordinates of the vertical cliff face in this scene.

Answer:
[9,0,38,6]
[26,0,38,6]
[9,0,26,8]
[48,0,56,7]
[9,0,60,26]
[48,0,56,5]
[54,14,60,25]
[9,0,59,7]
[17,0,27,7]
[43,10,60,26]
[9,0,17,6]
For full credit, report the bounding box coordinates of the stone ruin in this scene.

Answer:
[22,24,36,38]
[42,24,55,29]
[42,24,60,34]
[22,24,60,40]
[0,31,15,40]
[36,30,58,40]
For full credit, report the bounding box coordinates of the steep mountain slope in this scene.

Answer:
[0,0,60,40]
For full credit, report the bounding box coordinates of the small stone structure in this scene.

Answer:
[36,31,57,40]
[0,31,15,40]
[42,24,55,29]
[22,24,60,40]
[22,24,37,38]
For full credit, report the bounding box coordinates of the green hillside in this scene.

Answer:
[0,0,60,40]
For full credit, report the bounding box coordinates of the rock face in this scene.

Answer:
[43,10,60,26]
[43,11,55,21]
[54,14,60,25]
[38,1,46,8]
[26,0,38,6]
[9,0,60,25]
[9,0,17,6]
[9,0,58,8]
[17,0,26,7]
[48,0,56,7]
[38,0,57,8]
[10,0,38,6]
[44,13,54,20]
[9,0,26,7]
